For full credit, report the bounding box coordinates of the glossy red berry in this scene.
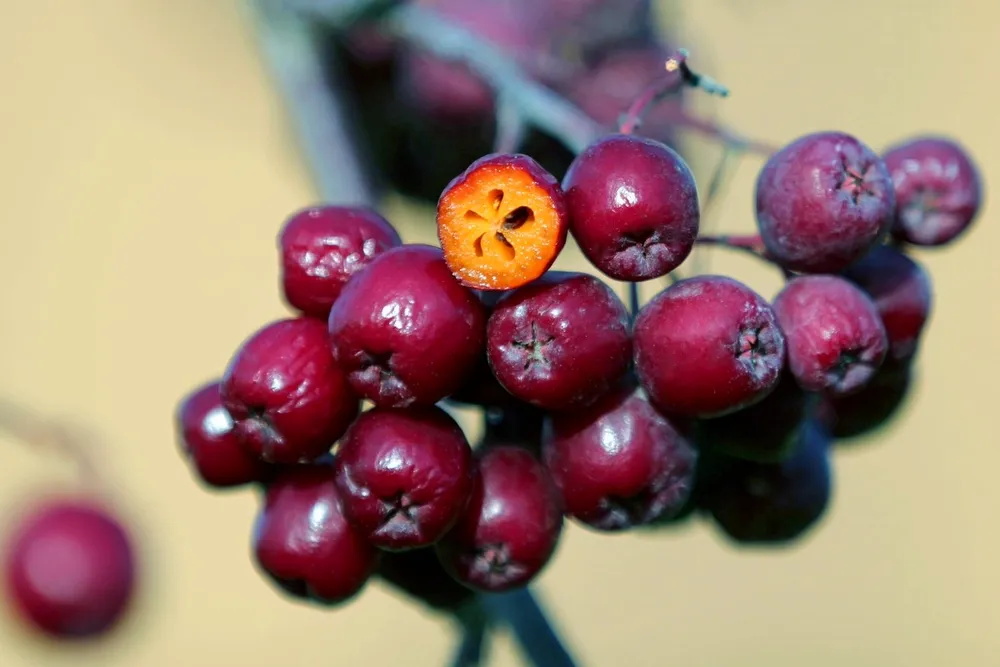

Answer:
[334,406,474,551]
[176,380,271,488]
[755,131,896,273]
[279,205,402,319]
[253,463,378,605]
[695,370,814,463]
[562,133,699,281]
[4,499,136,639]
[774,275,888,396]
[883,136,982,246]
[221,317,358,465]
[542,387,697,530]
[633,275,785,418]
[486,271,631,411]
[700,421,832,545]
[436,446,563,592]
[841,244,932,362]
[328,244,486,408]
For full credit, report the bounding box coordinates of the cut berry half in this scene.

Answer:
[437,153,568,290]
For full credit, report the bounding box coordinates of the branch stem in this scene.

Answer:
[479,588,579,667]
[250,0,374,204]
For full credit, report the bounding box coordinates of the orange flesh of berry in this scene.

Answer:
[438,163,565,290]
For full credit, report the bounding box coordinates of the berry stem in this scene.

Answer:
[493,94,528,154]
[378,4,601,155]
[452,602,490,667]
[478,588,578,667]
[249,0,374,204]
[618,49,729,135]
[0,397,104,490]
[697,233,768,258]
[628,282,641,321]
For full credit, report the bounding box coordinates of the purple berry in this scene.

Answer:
[841,244,933,361]
[755,131,896,273]
[221,317,359,465]
[253,463,378,605]
[279,205,402,319]
[436,446,563,592]
[562,134,699,281]
[696,370,814,463]
[328,244,486,408]
[176,380,272,488]
[774,275,888,396]
[633,275,785,418]
[700,421,832,545]
[542,387,697,531]
[883,136,982,246]
[4,499,136,639]
[486,271,631,411]
[334,407,474,551]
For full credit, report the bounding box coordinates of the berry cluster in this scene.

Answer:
[176,122,981,617]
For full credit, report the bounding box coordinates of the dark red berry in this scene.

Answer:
[695,370,814,463]
[633,275,785,418]
[377,548,475,612]
[562,133,699,281]
[4,499,136,639]
[542,387,697,531]
[334,406,474,551]
[774,275,888,396]
[253,463,378,605]
[841,244,933,362]
[221,317,359,465]
[176,380,271,488]
[819,358,913,440]
[883,136,982,246]
[486,271,631,411]
[279,205,402,319]
[328,244,486,408]
[700,421,832,545]
[436,446,563,592]
[755,131,896,273]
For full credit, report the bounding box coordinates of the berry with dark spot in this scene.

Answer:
[334,406,474,551]
[755,131,896,273]
[774,275,888,396]
[633,275,785,418]
[328,244,486,408]
[436,446,562,592]
[841,244,933,362]
[700,421,832,545]
[253,463,378,605]
[177,380,272,489]
[221,317,359,465]
[486,271,631,411]
[3,498,136,639]
[279,205,402,319]
[695,370,814,463]
[542,386,697,531]
[883,136,982,246]
[562,133,699,281]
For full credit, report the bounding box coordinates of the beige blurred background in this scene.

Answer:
[0,1,997,665]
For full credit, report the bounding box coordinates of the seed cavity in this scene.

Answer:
[489,189,504,210]
[495,232,515,261]
[503,206,534,230]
